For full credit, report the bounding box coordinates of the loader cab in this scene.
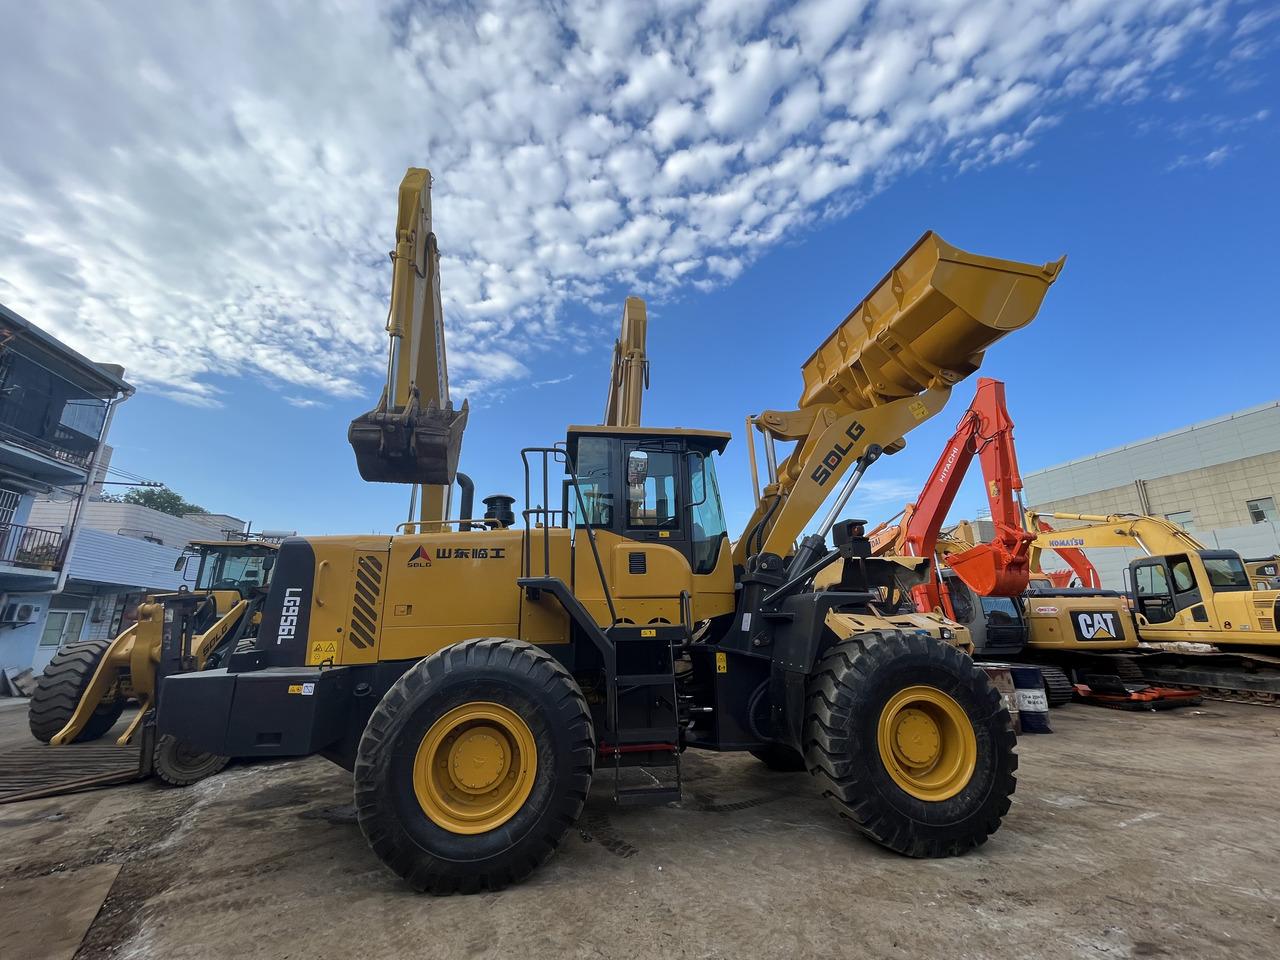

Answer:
[183,542,278,602]
[564,426,735,602]
[1130,550,1249,624]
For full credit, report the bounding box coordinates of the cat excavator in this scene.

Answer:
[159,195,1065,892]
[1031,512,1280,703]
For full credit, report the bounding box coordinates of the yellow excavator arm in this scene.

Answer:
[603,297,649,428]
[349,167,468,524]
[735,232,1065,564]
[1032,512,1206,556]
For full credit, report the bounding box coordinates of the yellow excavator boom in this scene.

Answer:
[603,297,649,428]
[348,167,468,524]
[735,232,1065,563]
[1034,512,1205,556]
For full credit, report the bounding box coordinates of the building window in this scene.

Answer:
[1165,510,1194,531]
[1246,497,1278,524]
[39,609,88,647]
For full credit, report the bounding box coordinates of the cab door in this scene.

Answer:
[1132,559,1175,624]
[621,442,690,559]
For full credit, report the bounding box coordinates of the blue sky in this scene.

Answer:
[1,1,1277,538]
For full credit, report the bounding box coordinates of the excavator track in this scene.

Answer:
[1035,664,1075,706]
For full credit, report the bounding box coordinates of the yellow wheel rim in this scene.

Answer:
[876,685,977,802]
[412,702,538,835]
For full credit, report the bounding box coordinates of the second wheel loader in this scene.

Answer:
[160,220,1066,892]
[28,539,277,784]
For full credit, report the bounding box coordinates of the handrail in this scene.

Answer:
[396,518,501,533]
[520,446,618,626]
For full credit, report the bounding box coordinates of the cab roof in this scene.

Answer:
[188,540,279,551]
[567,424,731,453]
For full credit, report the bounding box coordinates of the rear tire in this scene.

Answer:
[804,629,1017,858]
[354,638,595,894]
[28,640,124,743]
[153,734,230,786]
[749,743,807,772]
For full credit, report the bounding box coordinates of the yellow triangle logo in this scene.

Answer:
[1093,625,1114,640]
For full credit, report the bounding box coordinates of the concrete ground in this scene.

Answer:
[1,700,1278,960]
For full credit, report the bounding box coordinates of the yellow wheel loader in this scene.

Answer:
[28,539,277,784]
[159,213,1065,891]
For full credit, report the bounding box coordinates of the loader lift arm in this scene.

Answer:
[348,168,468,524]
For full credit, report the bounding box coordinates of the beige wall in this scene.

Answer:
[1030,450,1280,532]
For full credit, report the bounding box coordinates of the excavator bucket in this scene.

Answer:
[348,398,468,486]
[945,542,1030,596]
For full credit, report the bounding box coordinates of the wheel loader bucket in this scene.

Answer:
[798,232,1066,411]
[348,398,469,486]
[945,542,1030,597]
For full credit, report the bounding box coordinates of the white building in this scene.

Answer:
[1024,401,1280,589]
[13,497,249,673]
[0,302,133,680]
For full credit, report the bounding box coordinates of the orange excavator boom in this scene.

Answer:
[900,377,1034,611]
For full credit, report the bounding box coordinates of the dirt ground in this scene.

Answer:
[1,699,1278,960]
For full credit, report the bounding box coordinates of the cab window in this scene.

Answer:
[979,595,1021,626]
[688,452,727,575]
[1135,563,1169,597]
[625,448,680,529]
[1170,556,1196,593]
[1203,556,1250,592]
[572,437,616,527]
[198,549,272,592]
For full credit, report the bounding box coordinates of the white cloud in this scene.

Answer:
[0,0,1234,406]
[1166,144,1234,170]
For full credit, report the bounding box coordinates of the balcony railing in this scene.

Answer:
[0,522,67,571]
[0,421,97,470]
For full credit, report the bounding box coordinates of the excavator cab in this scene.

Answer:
[1131,550,1250,624]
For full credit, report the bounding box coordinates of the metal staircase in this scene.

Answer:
[518,446,687,806]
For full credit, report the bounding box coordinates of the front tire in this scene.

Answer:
[153,734,230,786]
[354,638,595,894]
[28,640,124,743]
[804,630,1017,858]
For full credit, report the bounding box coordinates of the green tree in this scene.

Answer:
[117,485,208,517]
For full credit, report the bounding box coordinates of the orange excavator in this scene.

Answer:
[870,379,1157,709]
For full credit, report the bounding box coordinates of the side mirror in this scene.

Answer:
[264,556,276,573]
[686,451,707,507]
[175,555,198,582]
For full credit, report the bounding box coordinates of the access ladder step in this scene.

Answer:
[614,785,682,807]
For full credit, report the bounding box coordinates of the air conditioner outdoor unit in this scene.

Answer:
[1,602,41,625]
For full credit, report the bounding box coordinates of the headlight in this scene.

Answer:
[940,627,954,640]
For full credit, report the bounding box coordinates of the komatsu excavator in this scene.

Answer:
[159,200,1065,892]
[27,539,277,784]
[1032,512,1280,703]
